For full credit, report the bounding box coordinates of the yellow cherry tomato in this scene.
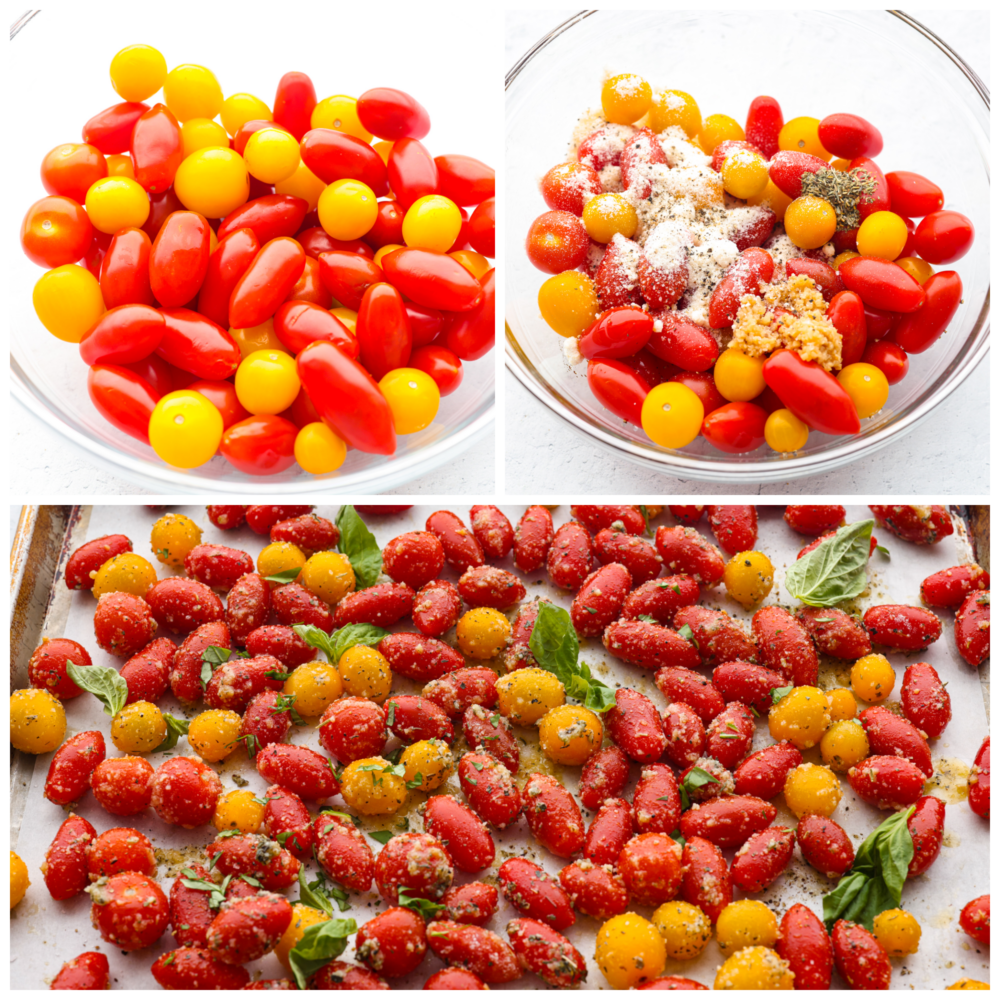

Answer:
[32,264,105,343]
[111,701,167,753]
[104,154,134,179]
[402,195,462,253]
[163,64,224,122]
[276,905,329,972]
[174,147,250,219]
[244,128,301,184]
[230,317,284,359]
[235,350,300,415]
[376,369,437,435]
[331,307,358,334]
[828,687,857,721]
[595,913,666,989]
[339,756,407,815]
[9,688,66,754]
[831,250,861,271]
[400,739,453,792]
[715,946,793,990]
[537,705,603,765]
[765,408,809,453]
[851,653,895,704]
[830,158,852,172]
[257,541,306,580]
[300,551,355,605]
[311,95,371,142]
[449,250,490,279]
[895,255,934,284]
[857,210,908,260]
[601,73,652,125]
[698,113,745,154]
[721,149,769,199]
[338,645,392,702]
[723,550,774,609]
[93,552,158,598]
[837,362,889,419]
[318,179,378,241]
[783,762,842,818]
[213,789,265,833]
[538,270,600,338]
[373,244,404,268]
[779,116,832,160]
[284,660,343,717]
[188,709,242,761]
[784,195,837,249]
[180,118,229,158]
[148,390,224,468]
[150,512,202,567]
[456,608,511,659]
[295,422,347,474]
[10,851,30,908]
[820,718,869,772]
[582,192,638,243]
[747,179,793,222]
[110,44,167,102]
[275,161,327,212]
[220,93,272,137]
[649,89,702,137]
[641,382,704,449]
[714,348,766,402]
[85,176,150,234]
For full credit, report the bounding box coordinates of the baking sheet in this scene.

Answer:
[9,504,991,989]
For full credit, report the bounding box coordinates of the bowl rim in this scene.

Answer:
[505,9,990,483]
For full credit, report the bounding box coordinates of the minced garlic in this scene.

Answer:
[729,273,843,371]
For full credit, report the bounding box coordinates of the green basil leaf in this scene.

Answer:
[296,867,334,918]
[682,766,721,791]
[876,544,890,559]
[397,888,447,920]
[153,713,189,753]
[66,661,128,716]
[368,830,394,845]
[676,623,697,647]
[583,677,617,713]
[289,917,357,989]
[293,622,389,664]
[637,614,657,624]
[336,505,382,588]
[785,519,874,607]
[669,829,686,849]
[264,567,302,584]
[405,774,424,790]
[771,685,794,705]
[528,601,579,685]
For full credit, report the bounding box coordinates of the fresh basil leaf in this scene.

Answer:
[405,774,424,789]
[676,623,697,647]
[66,661,128,716]
[293,622,389,665]
[336,505,382,588]
[289,917,357,989]
[397,888,446,920]
[528,602,580,684]
[876,544,890,559]
[296,866,334,917]
[202,645,231,665]
[785,519,874,607]
[264,567,302,584]
[684,766,722,790]
[638,504,650,534]
[771,685,794,704]
[669,829,686,849]
[637,614,657,624]
[583,677,617,713]
[153,713,189,753]
[368,830,394,845]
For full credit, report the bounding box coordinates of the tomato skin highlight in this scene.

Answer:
[229,237,306,329]
[82,102,150,154]
[149,211,212,307]
[272,71,317,141]
[762,350,861,436]
[87,364,160,443]
[435,155,495,206]
[381,248,484,312]
[587,359,651,426]
[443,269,495,361]
[301,129,388,195]
[358,87,431,141]
[220,414,298,475]
[388,137,438,208]
[156,308,241,379]
[79,303,165,366]
[892,272,963,354]
[273,300,358,358]
[297,341,396,455]
[197,228,260,329]
[217,194,308,246]
[130,103,183,194]
[316,251,384,311]
[701,401,767,453]
[101,227,155,307]
[357,283,412,381]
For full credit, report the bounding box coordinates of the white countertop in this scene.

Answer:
[504,10,989,495]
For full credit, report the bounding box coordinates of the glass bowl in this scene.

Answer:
[506,10,989,483]
[10,10,495,494]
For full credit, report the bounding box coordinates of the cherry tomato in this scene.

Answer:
[622,348,678,388]
[87,364,160,442]
[318,179,378,241]
[197,228,260,328]
[110,45,167,103]
[379,368,440,434]
[450,249,490,280]
[861,341,909,385]
[220,414,298,475]
[298,227,374,260]
[142,188,184,243]
[826,290,867,366]
[157,308,241,379]
[79,304,165,366]
[83,230,114,278]
[357,283,413,380]
[885,171,944,218]
[163,64,224,122]
[180,117,229,157]
[244,127,301,184]
[836,362,889,418]
[587,358,651,426]
[403,195,463,254]
[149,211,212,307]
[817,113,883,159]
[311,95,371,141]
[838,257,925,313]
[82,102,150,154]
[668,370,726,415]
[281,386,322,429]
[409,345,463,396]
[101,227,154,307]
[174,147,250,220]
[892,271,963,354]
[434,154,495,206]
[294,421,347,474]
[701,401,768,453]
[173,380,244,431]
[849,156,891,221]
[33,264,106,343]
[913,211,974,264]
[86,177,151,234]
[232,118,280,156]
[317,251,384,310]
[296,341,396,455]
[230,237,306,328]
[275,161,326,213]
[21,196,93,268]
[131,103,183,194]
[40,143,107,204]
[381,248,484,312]
[273,72,317,141]
[235,349,301,414]
[862,303,900,341]
[642,382,704,448]
[284,257,332,308]
[579,308,653,360]
[364,201,406,250]
[443,269,495,361]
[301,128,388,195]
[765,407,809,453]
[123,354,176,397]
[468,198,495,258]
[357,87,430,141]
[148,389,224,467]
[405,302,444,348]
[217,194,309,245]
[273,300,358,358]
[745,95,784,159]
[762,349,861,436]
[388,138,438,208]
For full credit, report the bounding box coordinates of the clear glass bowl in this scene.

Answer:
[10,11,494,494]
[506,10,989,483]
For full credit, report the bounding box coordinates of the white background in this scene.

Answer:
[504,10,989,495]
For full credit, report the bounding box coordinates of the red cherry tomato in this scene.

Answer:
[273,300,358,358]
[825,290,867,366]
[762,349,861,436]
[130,103,183,194]
[357,283,412,380]
[21,195,93,268]
[443,269,494,361]
[745,95,783,159]
[387,138,438,208]
[623,349,679,387]
[217,194,309,245]
[885,171,944,218]
[87,364,160,443]
[82,102,150,154]
[298,227,373,260]
[405,302,444,347]
[149,211,212,307]
[273,71,317,141]
[648,312,720,372]
[525,211,589,274]
[708,247,774,328]
[121,354,176,397]
[701,402,768,453]
[83,230,113,278]
[817,113,883,159]
[284,256,331,308]
[220,414,298,475]
[861,341,909,385]
[301,129,388,195]
[838,257,925,313]
[101,228,154,307]
[364,201,405,250]
[892,271,963,354]
[156,308,241,379]
[79,304,165,366]
[41,143,107,204]
[468,198,495,258]
[381,248,484,312]
[296,341,396,455]
[185,379,250,430]
[579,308,654,360]
[357,88,430,141]
[669,370,725,415]
[785,258,843,302]
[409,345,463,396]
[434,155,495,206]
[587,358,651,426]
[281,386,322,429]
[913,211,974,265]
[849,156,891,221]
[142,188,184,243]
[247,176,275,202]
[862,303,900,342]
[317,251,384,310]
[229,237,306,329]
[233,119,281,157]
[197,228,260,329]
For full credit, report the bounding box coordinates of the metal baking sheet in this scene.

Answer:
[9,504,991,989]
